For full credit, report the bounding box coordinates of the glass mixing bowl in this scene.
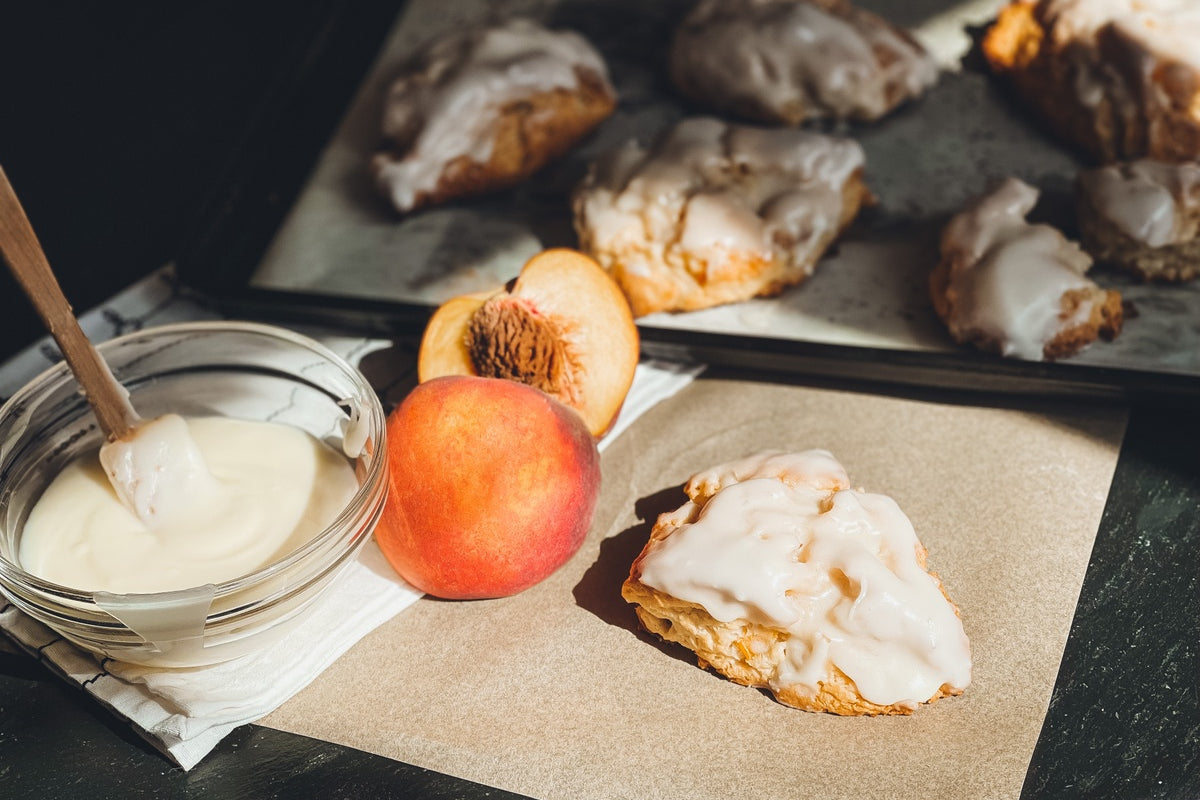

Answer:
[0,321,388,667]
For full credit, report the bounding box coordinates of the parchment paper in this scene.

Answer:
[262,378,1127,800]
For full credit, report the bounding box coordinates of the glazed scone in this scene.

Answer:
[572,117,872,316]
[982,0,1200,163]
[1077,158,1200,281]
[931,177,1123,360]
[622,450,972,716]
[371,18,616,214]
[669,0,938,124]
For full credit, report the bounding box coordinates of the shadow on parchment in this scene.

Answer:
[572,483,701,664]
[572,482,781,706]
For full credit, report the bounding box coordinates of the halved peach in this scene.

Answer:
[418,248,639,437]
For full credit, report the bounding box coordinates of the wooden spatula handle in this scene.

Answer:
[0,166,138,439]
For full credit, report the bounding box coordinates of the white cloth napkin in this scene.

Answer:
[0,543,420,769]
[0,269,703,769]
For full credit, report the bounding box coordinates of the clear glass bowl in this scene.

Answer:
[0,321,388,667]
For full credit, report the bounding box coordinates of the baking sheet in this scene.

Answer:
[261,377,1127,800]
[248,0,1200,385]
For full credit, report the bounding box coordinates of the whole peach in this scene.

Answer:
[377,375,601,599]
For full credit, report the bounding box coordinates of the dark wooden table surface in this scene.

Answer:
[1,4,1199,799]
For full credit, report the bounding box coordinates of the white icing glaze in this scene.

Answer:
[1041,0,1200,69]
[686,448,850,497]
[1079,158,1200,246]
[671,0,938,121]
[1033,0,1200,131]
[374,18,612,212]
[20,416,359,594]
[941,178,1098,360]
[99,413,223,530]
[638,450,971,708]
[576,117,864,281]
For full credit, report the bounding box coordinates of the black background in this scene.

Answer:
[0,1,347,361]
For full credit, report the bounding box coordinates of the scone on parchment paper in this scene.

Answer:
[931,177,1123,361]
[622,450,972,716]
[573,117,871,317]
[982,0,1200,163]
[371,17,616,215]
[669,0,938,125]
[1077,158,1200,282]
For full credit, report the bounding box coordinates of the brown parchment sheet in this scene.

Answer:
[262,378,1128,800]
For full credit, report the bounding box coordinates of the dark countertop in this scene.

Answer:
[0,1,389,363]
[2,4,1199,799]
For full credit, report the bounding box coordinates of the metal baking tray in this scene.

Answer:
[175,0,1200,403]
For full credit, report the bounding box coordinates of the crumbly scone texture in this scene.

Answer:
[581,172,869,317]
[573,120,872,317]
[373,69,615,213]
[929,245,1124,360]
[620,470,964,716]
[1077,181,1200,282]
[982,0,1200,162]
[669,0,937,124]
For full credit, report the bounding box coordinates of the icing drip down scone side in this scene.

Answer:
[669,0,938,125]
[372,17,616,214]
[621,450,972,716]
[983,0,1200,162]
[573,117,871,316]
[931,177,1123,360]
[1077,158,1200,282]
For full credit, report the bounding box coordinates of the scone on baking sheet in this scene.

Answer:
[370,18,616,215]
[572,117,872,316]
[930,177,1123,360]
[669,0,938,125]
[982,0,1200,163]
[1077,158,1200,282]
[621,450,972,716]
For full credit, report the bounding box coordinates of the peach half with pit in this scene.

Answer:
[417,248,639,438]
[376,374,601,599]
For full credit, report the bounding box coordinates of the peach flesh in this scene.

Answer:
[376,375,601,599]
[417,248,639,438]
